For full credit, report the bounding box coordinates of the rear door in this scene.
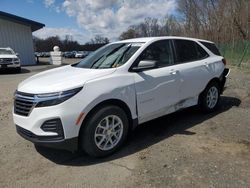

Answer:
[172,39,211,101]
[132,40,181,123]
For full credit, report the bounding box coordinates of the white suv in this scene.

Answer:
[13,37,229,157]
[0,47,21,72]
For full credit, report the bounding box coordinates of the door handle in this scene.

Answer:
[204,62,209,67]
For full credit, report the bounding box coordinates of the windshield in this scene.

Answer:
[0,49,14,55]
[72,43,143,69]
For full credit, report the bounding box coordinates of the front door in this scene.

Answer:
[132,40,181,123]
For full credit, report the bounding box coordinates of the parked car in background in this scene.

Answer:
[64,51,76,58]
[13,37,229,157]
[34,52,42,57]
[84,51,91,57]
[74,51,92,58]
[0,47,21,72]
[35,52,50,57]
[75,51,85,58]
[43,52,50,57]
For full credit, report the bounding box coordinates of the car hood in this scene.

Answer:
[18,65,116,94]
[0,54,17,58]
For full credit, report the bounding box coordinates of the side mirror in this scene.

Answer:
[16,53,19,56]
[132,60,157,72]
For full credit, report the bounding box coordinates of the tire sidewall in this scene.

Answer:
[200,82,220,112]
[81,105,129,157]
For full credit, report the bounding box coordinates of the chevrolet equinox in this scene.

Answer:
[13,37,230,157]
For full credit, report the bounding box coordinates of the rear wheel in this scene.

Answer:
[80,105,129,157]
[199,81,220,112]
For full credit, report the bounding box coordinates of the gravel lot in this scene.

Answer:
[0,64,250,188]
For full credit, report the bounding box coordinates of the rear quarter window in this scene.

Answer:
[200,41,221,56]
[174,39,208,63]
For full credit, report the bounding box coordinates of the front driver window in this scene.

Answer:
[139,40,174,67]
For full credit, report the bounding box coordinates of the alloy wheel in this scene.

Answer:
[94,115,124,151]
[206,86,219,109]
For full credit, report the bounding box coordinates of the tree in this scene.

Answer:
[119,17,184,39]
[177,0,250,43]
[119,28,138,40]
[90,35,110,44]
[118,0,250,43]
[33,35,81,52]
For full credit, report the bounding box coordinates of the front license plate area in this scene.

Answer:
[1,64,8,68]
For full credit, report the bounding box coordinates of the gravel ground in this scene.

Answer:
[0,64,249,188]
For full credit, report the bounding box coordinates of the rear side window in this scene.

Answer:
[200,41,221,56]
[196,43,209,59]
[174,39,208,63]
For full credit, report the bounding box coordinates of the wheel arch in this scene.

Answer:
[199,77,221,101]
[206,77,221,88]
[78,98,135,138]
[204,68,226,94]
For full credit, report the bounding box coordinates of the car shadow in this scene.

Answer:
[0,68,30,74]
[35,96,241,166]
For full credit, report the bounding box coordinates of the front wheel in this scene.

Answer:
[15,67,21,73]
[80,105,129,157]
[199,82,220,112]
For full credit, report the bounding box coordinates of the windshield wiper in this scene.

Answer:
[90,55,106,68]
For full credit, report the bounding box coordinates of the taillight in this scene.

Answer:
[222,58,227,66]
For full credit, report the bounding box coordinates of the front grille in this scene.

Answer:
[0,58,13,64]
[14,92,35,116]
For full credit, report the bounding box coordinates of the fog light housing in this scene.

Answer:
[41,118,64,140]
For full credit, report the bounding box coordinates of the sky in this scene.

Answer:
[0,0,177,44]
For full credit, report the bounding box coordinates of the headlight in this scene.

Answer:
[13,58,20,62]
[35,87,83,107]
[13,58,20,64]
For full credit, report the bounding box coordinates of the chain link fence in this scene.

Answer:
[218,40,250,67]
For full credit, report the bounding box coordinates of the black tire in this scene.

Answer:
[199,81,220,113]
[80,105,129,157]
[16,67,21,73]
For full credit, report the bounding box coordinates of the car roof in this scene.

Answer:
[116,36,213,44]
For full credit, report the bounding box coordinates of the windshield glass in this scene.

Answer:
[0,49,14,55]
[72,43,143,69]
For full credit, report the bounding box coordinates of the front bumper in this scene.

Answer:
[16,125,78,151]
[13,91,86,152]
[0,62,20,68]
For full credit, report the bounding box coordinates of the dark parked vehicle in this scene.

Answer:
[64,51,76,58]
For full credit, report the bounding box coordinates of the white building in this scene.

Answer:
[0,11,44,65]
